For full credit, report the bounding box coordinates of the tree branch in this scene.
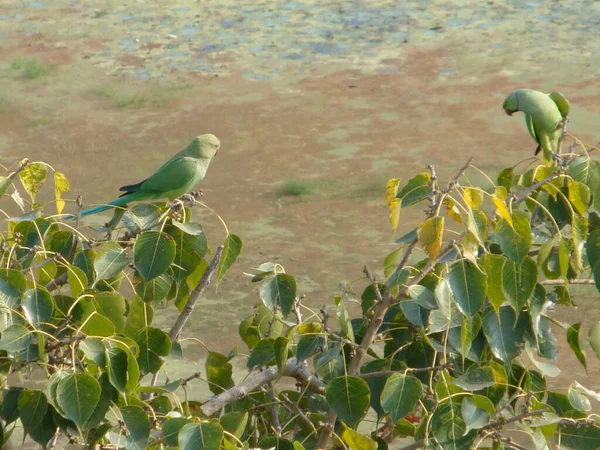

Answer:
[200,357,325,417]
[541,278,595,286]
[168,245,224,341]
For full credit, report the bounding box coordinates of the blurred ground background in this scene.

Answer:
[1,0,600,409]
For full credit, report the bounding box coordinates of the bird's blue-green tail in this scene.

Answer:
[79,194,135,218]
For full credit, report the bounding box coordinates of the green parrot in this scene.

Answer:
[79,134,220,217]
[502,89,570,164]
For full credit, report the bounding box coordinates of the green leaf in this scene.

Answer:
[460,315,481,359]
[121,405,150,450]
[341,427,377,450]
[106,347,129,393]
[495,212,532,263]
[56,374,100,430]
[407,285,437,309]
[67,265,88,298]
[166,223,207,280]
[74,248,96,284]
[22,287,54,326]
[0,175,12,198]
[79,338,106,367]
[0,269,26,308]
[206,351,233,395]
[1,388,23,423]
[568,382,592,412]
[220,412,248,440]
[274,336,290,375]
[247,338,275,370]
[502,257,537,312]
[589,321,600,359]
[325,376,370,427]
[123,295,153,337]
[396,173,431,207]
[133,271,172,303]
[560,425,600,450]
[430,401,476,450]
[481,307,524,362]
[567,323,587,370]
[28,404,56,448]
[461,397,490,433]
[80,302,115,337]
[85,374,114,430]
[92,292,127,333]
[163,418,192,447]
[448,260,487,318]
[93,241,133,283]
[452,367,495,391]
[381,374,422,422]
[134,231,176,281]
[0,325,32,354]
[259,274,297,317]
[568,179,591,214]
[18,389,48,434]
[418,216,444,259]
[360,359,403,417]
[178,422,224,450]
[133,327,171,374]
[217,234,242,283]
[524,341,560,378]
[19,162,47,202]
[586,230,600,268]
[497,167,514,190]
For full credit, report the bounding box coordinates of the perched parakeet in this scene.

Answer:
[79,134,220,217]
[502,89,570,164]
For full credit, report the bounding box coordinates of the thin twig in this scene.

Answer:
[281,393,318,438]
[511,171,562,204]
[168,245,224,341]
[359,363,451,380]
[181,371,202,386]
[267,382,282,435]
[500,437,529,450]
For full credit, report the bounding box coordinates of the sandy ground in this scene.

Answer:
[1,0,600,420]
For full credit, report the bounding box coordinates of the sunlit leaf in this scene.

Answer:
[448,260,487,318]
[418,216,444,260]
[217,234,242,283]
[54,171,70,214]
[495,212,531,263]
[396,173,431,208]
[502,257,536,312]
[93,242,132,283]
[260,274,296,317]
[19,162,47,202]
[121,405,150,450]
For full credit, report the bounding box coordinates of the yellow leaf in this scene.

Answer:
[492,186,512,225]
[19,162,47,202]
[54,171,70,214]
[444,198,462,223]
[463,187,484,210]
[418,216,444,260]
[389,199,401,233]
[385,178,402,205]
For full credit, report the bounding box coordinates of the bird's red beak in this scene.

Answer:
[216,146,221,154]
[504,108,515,116]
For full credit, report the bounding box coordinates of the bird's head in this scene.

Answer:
[503,91,518,116]
[188,134,221,158]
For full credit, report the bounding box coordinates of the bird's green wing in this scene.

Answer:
[525,113,540,144]
[120,157,199,196]
[549,92,570,118]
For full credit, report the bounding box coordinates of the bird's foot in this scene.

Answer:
[179,193,196,205]
[557,116,570,130]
